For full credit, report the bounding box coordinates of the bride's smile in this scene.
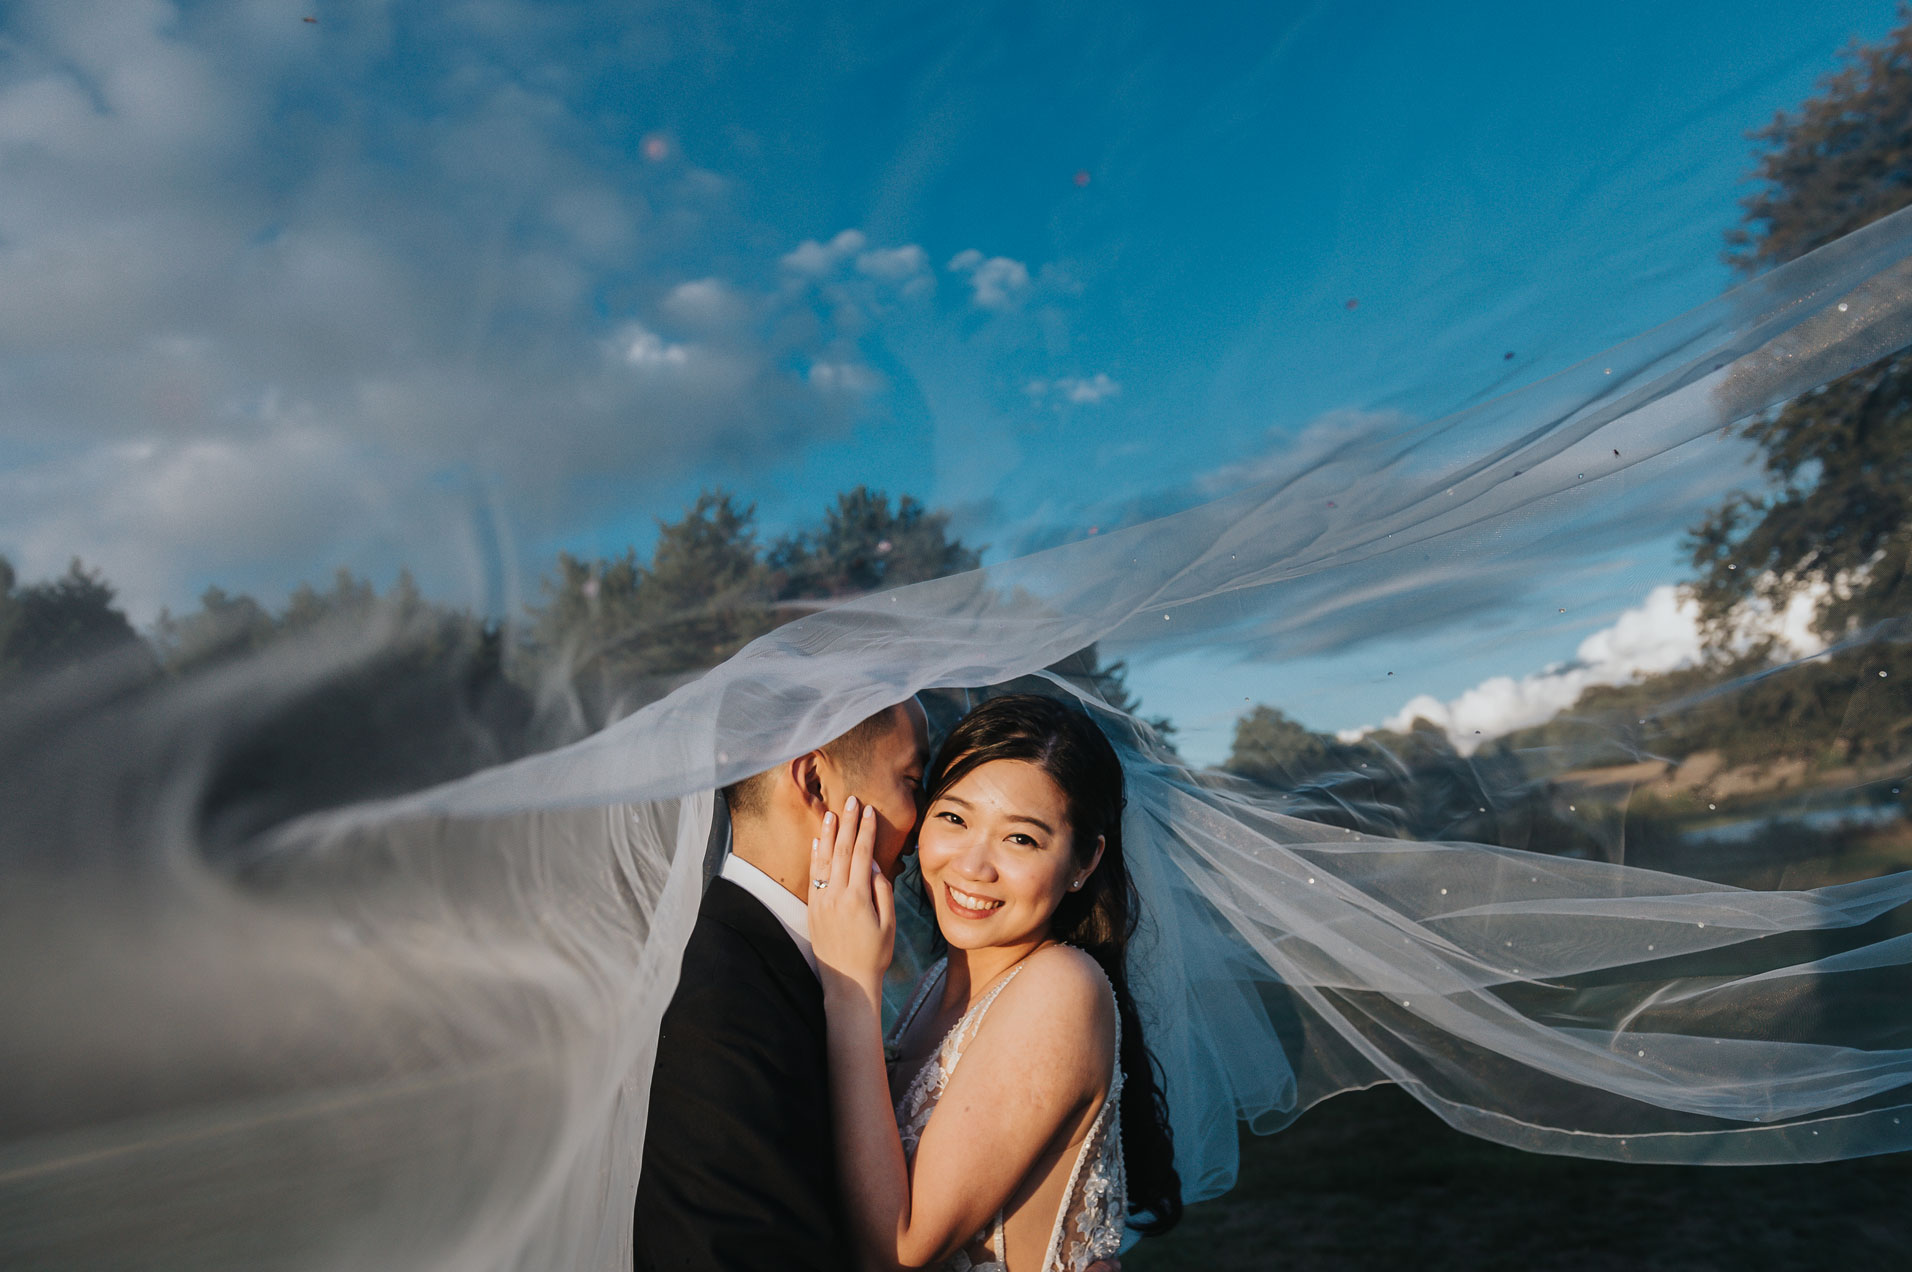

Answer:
[945,884,1003,914]
[917,758,1103,950]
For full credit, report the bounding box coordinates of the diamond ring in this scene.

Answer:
[811,879,829,890]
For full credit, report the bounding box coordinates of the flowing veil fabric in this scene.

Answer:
[6,210,1912,1269]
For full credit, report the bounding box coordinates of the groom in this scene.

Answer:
[633,700,930,1270]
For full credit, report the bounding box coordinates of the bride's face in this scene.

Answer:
[916,758,1094,951]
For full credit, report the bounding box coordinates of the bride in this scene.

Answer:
[807,693,1182,1271]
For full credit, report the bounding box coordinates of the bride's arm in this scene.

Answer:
[883,946,1112,1264]
[809,804,1114,1271]
[808,800,914,1270]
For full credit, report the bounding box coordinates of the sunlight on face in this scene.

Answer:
[916,758,1085,951]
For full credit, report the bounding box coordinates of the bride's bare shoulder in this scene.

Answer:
[1003,943,1116,1030]
[948,946,1116,1100]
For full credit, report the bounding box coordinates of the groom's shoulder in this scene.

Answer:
[694,876,785,959]
[671,878,813,1010]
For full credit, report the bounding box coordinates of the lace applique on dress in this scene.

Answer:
[886,955,1127,1272]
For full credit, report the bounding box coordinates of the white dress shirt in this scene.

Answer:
[719,852,817,978]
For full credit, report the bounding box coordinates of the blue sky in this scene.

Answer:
[0,0,1899,763]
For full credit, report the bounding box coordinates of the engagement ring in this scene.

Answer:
[811,879,829,889]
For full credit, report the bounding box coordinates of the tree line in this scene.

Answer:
[1,486,1157,847]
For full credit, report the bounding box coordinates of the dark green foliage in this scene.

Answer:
[1225,705,1334,786]
[1507,640,1912,771]
[1688,355,1912,647]
[526,487,987,729]
[1725,10,1912,274]
[526,493,774,725]
[0,556,15,674]
[9,486,1134,848]
[161,570,536,848]
[1222,708,1625,859]
[769,486,981,601]
[1693,12,1912,648]
[644,492,773,671]
[153,586,283,675]
[0,558,151,682]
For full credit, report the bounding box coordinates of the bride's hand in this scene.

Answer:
[807,795,895,1000]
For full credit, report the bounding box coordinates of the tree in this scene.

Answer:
[1724,12,1912,274]
[770,486,981,602]
[641,491,773,673]
[0,558,150,681]
[525,492,774,727]
[280,568,384,634]
[1224,705,1334,786]
[1690,13,1912,648]
[1223,701,1636,860]
[153,585,276,675]
[0,556,16,671]
[180,569,534,848]
[528,487,985,728]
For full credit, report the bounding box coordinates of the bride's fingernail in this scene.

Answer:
[811,838,819,853]
[846,796,858,813]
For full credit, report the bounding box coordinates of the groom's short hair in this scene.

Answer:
[722,705,907,822]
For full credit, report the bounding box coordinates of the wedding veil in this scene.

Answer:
[6,202,1912,1269]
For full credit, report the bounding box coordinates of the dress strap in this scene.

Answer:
[946,960,1026,1064]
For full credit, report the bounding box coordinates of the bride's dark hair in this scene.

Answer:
[924,692,1183,1236]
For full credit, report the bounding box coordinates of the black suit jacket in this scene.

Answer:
[632,876,850,1271]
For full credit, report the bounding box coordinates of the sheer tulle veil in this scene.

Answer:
[7,212,1912,1269]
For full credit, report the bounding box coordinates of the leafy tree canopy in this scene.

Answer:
[769,486,982,601]
[0,558,148,682]
[1225,705,1334,786]
[526,487,984,728]
[525,492,773,722]
[9,485,1161,840]
[1691,11,1912,648]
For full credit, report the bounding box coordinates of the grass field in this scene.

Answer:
[1123,1085,1912,1272]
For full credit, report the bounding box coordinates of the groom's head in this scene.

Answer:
[724,700,930,880]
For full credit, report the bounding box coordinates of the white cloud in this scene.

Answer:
[619,323,691,367]
[1026,373,1122,405]
[947,248,1030,308]
[1343,582,1829,752]
[781,228,868,275]
[662,278,747,328]
[780,233,932,301]
[808,360,882,394]
[0,422,415,621]
[0,6,903,617]
[1059,373,1120,404]
[855,244,927,281]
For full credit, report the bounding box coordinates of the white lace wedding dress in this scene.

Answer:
[888,955,1127,1272]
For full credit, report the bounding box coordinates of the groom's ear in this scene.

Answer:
[789,750,829,814]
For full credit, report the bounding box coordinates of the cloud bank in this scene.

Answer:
[0,3,957,618]
[1344,582,1827,752]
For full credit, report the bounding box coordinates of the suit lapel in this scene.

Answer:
[702,877,823,1020]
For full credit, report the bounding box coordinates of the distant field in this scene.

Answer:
[1124,1085,1912,1272]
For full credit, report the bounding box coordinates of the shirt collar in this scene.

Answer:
[719,852,817,978]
